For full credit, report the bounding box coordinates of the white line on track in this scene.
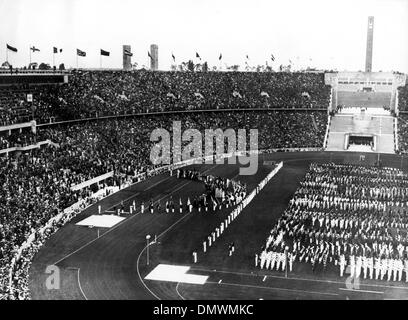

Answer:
[206,280,339,297]
[190,267,408,291]
[339,288,383,294]
[67,267,88,300]
[176,282,186,300]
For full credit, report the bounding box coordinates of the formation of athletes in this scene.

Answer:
[109,168,248,216]
[257,163,408,283]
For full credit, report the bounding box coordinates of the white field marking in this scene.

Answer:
[190,267,408,291]
[339,288,384,295]
[136,242,161,300]
[205,280,339,297]
[77,268,88,300]
[67,267,88,300]
[76,215,125,228]
[263,276,267,282]
[145,264,208,284]
[176,282,186,300]
[53,167,213,266]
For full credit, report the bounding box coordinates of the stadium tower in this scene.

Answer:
[365,16,374,73]
[123,45,132,71]
[150,44,158,70]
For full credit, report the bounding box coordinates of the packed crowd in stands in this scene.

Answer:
[0,70,331,125]
[257,163,408,282]
[0,128,37,150]
[398,84,408,112]
[398,82,408,154]
[0,110,326,299]
[0,88,34,126]
[398,114,408,154]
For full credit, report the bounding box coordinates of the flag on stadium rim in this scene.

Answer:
[246,54,249,60]
[196,52,201,60]
[124,48,133,56]
[30,46,40,52]
[232,90,242,98]
[172,53,175,62]
[194,92,204,99]
[6,44,17,52]
[77,49,86,57]
[53,47,63,53]
[148,51,152,59]
[310,115,318,131]
[271,54,275,61]
[219,53,222,60]
[100,49,110,56]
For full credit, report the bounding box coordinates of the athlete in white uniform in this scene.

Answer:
[265,251,272,270]
[288,252,294,272]
[387,258,393,281]
[270,251,277,271]
[397,258,404,282]
[362,256,368,279]
[260,251,267,269]
[355,256,362,279]
[349,255,355,278]
[367,255,374,280]
[339,254,346,277]
[374,256,381,280]
[404,258,408,282]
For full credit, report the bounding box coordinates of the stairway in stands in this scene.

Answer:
[326,109,395,154]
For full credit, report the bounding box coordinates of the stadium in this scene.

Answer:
[1,0,408,302]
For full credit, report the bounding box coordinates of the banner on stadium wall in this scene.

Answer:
[71,171,114,191]
[0,121,36,133]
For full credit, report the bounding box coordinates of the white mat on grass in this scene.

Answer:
[76,214,125,228]
[145,264,208,285]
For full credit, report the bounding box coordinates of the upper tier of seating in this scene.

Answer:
[0,71,331,125]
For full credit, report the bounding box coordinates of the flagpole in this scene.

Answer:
[53,52,55,68]
[76,54,78,69]
[6,47,8,63]
[29,46,32,65]
[100,54,102,69]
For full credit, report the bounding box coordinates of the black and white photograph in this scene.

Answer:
[1,0,408,309]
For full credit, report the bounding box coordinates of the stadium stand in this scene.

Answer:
[0,70,330,125]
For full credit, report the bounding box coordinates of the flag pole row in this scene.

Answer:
[5,43,279,68]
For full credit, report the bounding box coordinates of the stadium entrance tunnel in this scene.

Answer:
[346,134,375,152]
